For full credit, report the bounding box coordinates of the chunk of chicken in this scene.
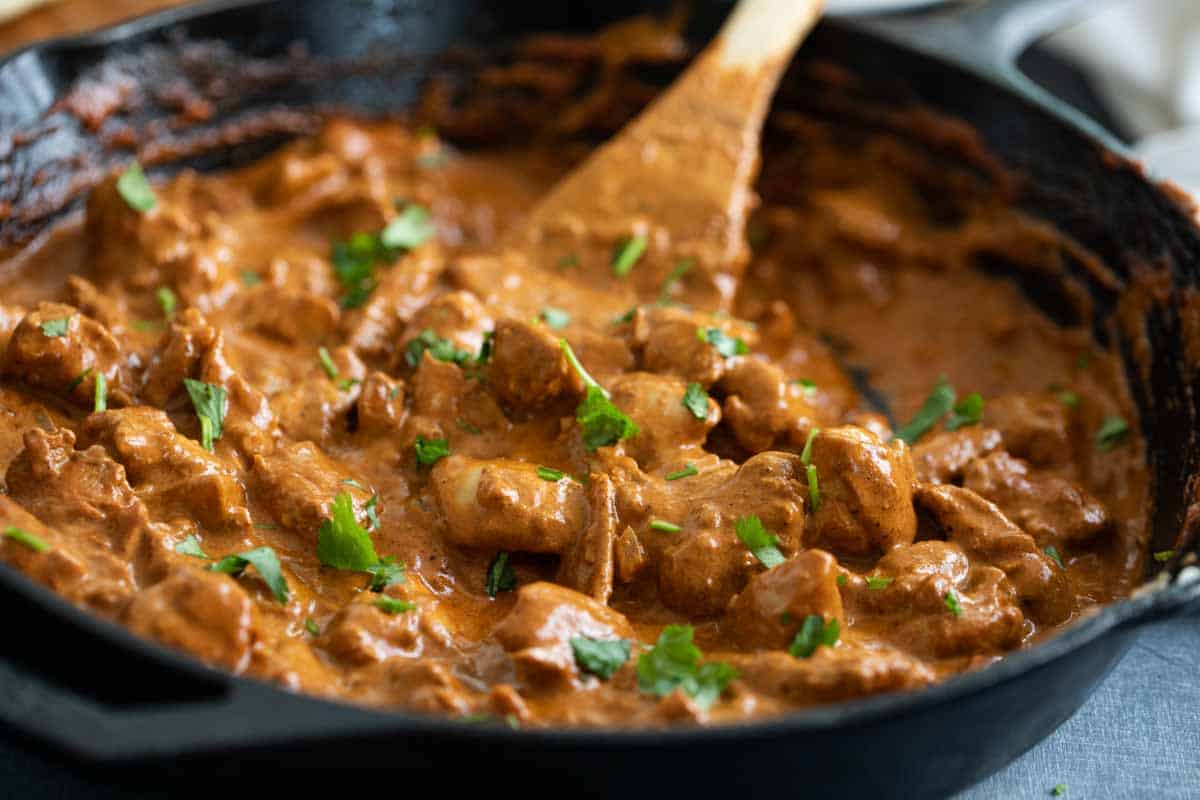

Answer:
[724,549,844,650]
[628,306,755,386]
[719,356,818,453]
[3,302,124,407]
[912,426,1003,484]
[252,442,373,533]
[138,308,219,408]
[397,291,492,373]
[558,474,618,603]
[233,284,340,344]
[271,347,366,445]
[431,455,586,553]
[487,319,583,413]
[726,645,935,706]
[320,588,454,667]
[607,372,718,470]
[985,394,1071,466]
[805,425,917,557]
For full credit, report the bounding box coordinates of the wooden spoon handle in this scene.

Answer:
[718,0,824,72]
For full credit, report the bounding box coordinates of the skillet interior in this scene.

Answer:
[0,0,1198,792]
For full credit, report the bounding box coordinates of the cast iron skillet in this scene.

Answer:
[0,0,1198,794]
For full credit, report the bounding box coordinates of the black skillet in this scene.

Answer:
[0,0,1198,794]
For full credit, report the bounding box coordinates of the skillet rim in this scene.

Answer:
[0,0,1197,750]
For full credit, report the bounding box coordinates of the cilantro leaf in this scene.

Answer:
[305,617,321,635]
[571,637,632,679]
[374,595,417,614]
[156,286,177,317]
[806,464,821,511]
[1095,416,1129,452]
[945,392,983,431]
[682,382,709,420]
[318,346,338,379]
[366,556,406,591]
[1153,549,1175,563]
[611,235,648,277]
[650,519,682,533]
[636,624,737,709]
[788,614,839,658]
[801,427,819,465]
[405,329,473,369]
[380,204,434,250]
[894,377,956,444]
[183,379,227,452]
[735,514,785,568]
[697,327,748,357]
[40,317,70,337]
[486,552,517,597]
[537,466,565,482]
[317,492,380,571]
[666,464,698,481]
[93,372,107,414]
[176,534,209,559]
[944,590,964,617]
[3,525,49,553]
[659,258,694,299]
[560,339,639,451]
[865,575,893,590]
[210,546,289,603]
[1044,546,1065,569]
[540,307,571,330]
[116,162,157,212]
[414,436,450,466]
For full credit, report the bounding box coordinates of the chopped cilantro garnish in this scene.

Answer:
[697,327,749,357]
[536,466,565,482]
[1052,783,1067,796]
[116,162,156,212]
[865,575,893,590]
[1153,549,1175,563]
[318,492,380,571]
[93,372,107,413]
[405,329,473,369]
[305,617,321,635]
[611,234,648,277]
[836,573,848,586]
[559,339,639,451]
[806,464,821,511]
[735,514,785,568]
[894,377,956,444]
[945,392,983,431]
[183,379,227,452]
[374,595,417,614]
[130,320,163,333]
[944,590,964,617]
[1050,385,1080,407]
[67,369,92,395]
[3,525,49,553]
[330,205,432,309]
[665,464,698,481]
[380,204,435,250]
[40,317,69,337]
[660,258,694,299]
[210,546,289,603]
[636,624,737,709]
[540,307,571,330]
[175,534,209,559]
[456,418,482,435]
[612,307,637,325]
[156,286,177,318]
[317,346,338,379]
[788,614,839,658]
[571,637,632,679]
[1045,546,1065,569]
[1095,416,1129,452]
[414,436,450,466]
[793,378,817,398]
[364,494,381,531]
[682,382,709,420]
[366,556,405,591]
[650,519,682,533]
[486,552,517,597]
[240,270,262,286]
[801,427,819,465]
[338,378,361,392]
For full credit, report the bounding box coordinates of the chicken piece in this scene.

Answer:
[916,483,1074,625]
[912,426,1003,484]
[251,442,373,533]
[409,355,507,434]
[355,371,406,437]
[629,305,756,386]
[844,541,1026,657]
[0,304,26,355]
[719,356,818,453]
[487,319,583,413]
[123,568,261,672]
[233,284,340,344]
[65,276,126,332]
[607,372,718,470]
[431,455,586,553]
[138,308,220,408]
[493,582,634,687]
[6,427,148,559]
[320,591,454,667]
[194,329,277,457]
[724,549,844,650]
[350,659,474,717]
[985,394,1071,466]
[342,244,446,363]
[79,408,251,534]
[398,291,492,371]
[271,347,366,444]
[964,451,1109,548]
[558,474,618,603]
[727,644,935,706]
[658,452,808,617]
[3,302,123,407]
[804,425,917,557]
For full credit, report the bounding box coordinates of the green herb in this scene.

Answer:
[175,534,209,559]
[560,339,639,451]
[611,234,648,277]
[366,556,406,591]
[364,494,381,531]
[2,525,49,553]
[945,392,983,431]
[380,204,435,250]
[183,379,227,452]
[894,377,956,444]
[67,369,92,394]
[612,307,637,325]
[317,492,380,571]
[240,270,262,286]
[800,427,819,465]
[40,317,70,337]
[665,464,698,481]
[338,378,361,392]
[697,327,749,357]
[660,258,694,298]
[682,382,709,420]
[636,624,737,709]
[1045,546,1065,569]
[806,464,821,511]
[1153,549,1175,563]
[405,329,473,369]
[210,546,289,603]
[116,162,156,212]
[486,552,516,597]
[836,573,848,586]
[315,346,338,379]
[450,419,480,437]
[571,637,632,680]
[944,590,963,617]
[1095,416,1129,452]
[93,372,107,413]
[305,617,321,635]
[788,614,839,658]
[130,320,163,333]
[537,466,565,482]
[374,595,417,614]
[793,378,817,398]
[1052,783,1067,797]
[414,436,450,466]
[866,575,894,590]
[735,515,785,568]
[540,307,571,330]
[557,253,579,270]
[331,232,385,309]
[1053,387,1080,407]
[156,286,177,317]
[650,519,682,533]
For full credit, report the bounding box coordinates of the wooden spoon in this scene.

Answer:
[456,0,823,319]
